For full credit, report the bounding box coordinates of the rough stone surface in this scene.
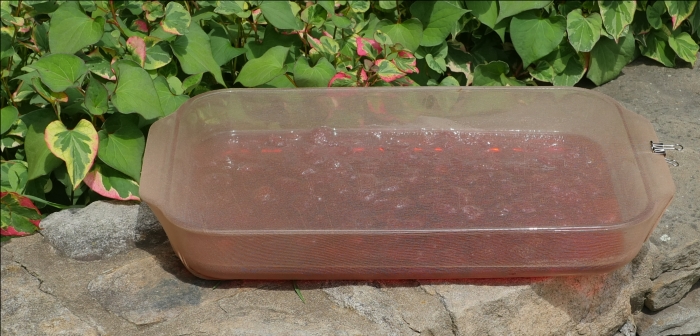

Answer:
[1,261,99,335]
[636,286,700,336]
[1,58,698,336]
[645,263,700,311]
[40,201,166,261]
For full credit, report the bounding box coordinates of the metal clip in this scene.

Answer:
[651,142,683,167]
[651,142,683,154]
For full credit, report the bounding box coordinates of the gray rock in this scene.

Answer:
[87,254,209,325]
[614,317,636,336]
[1,261,99,336]
[40,201,166,261]
[645,263,700,311]
[636,286,700,336]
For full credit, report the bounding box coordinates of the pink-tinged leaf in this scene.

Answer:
[392,51,419,74]
[1,192,42,237]
[84,162,140,201]
[360,68,368,81]
[133,19,149,33]
[356,37,382,57]
[374,59,405,82]
[328,72,356,87]
[323,31,333,38]
[398,50,414,58]
[126,36,147,67]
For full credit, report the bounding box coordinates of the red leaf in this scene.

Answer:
[133,19,149,33]
[360,68,368,81]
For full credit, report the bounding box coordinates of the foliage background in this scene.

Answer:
[1,0,699,238]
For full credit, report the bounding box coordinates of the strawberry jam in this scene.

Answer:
[194,128,620,230]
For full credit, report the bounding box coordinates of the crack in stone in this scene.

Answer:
[401,315,422,334]
[433,291,458,336]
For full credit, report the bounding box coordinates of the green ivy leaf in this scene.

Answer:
[646,0,666,30]
[425,53,447,73]
[171,24,225,85]
[640,29,676,67]
[111,60,164,120]
[497,1,552,22]
[510,10,566,66]
[301,4,327,28]
[1,161,28,194]
[0,30,14,61]
[22,109,61,180]
[182,73,203,93]
[27,54,87,92]
[473,61,510,86]
[466,1,498,28]
[567,10,602,52]
[599,0,636,42]
[410,1,468,47]
[688,5,700,35]
[153,75,189,116]
[84,76,109,116]
[236,46,289,87]
[0,192,42,237]
[48,2,104,54]
[439,76,460,86]
[293,57,335,87]
[587,33,636,85]
[144,41,173,70]
[375,59,405,82]
[84,161,140,201]
[376,18,424,52]
[160,2,191,35]
[44,119,99,189]
[665,0,697,30]
[1,106,18,135]
[209,23,247,66]
[668,30,699,66]
[214,1,249,17]
[97,114,144,182]
[349,0,371,13]
[259,1,304,30]
[317,0,335,14]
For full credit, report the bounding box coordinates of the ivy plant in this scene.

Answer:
[1,0,699,240]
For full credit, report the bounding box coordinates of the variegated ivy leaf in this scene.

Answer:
[375,59,405,82]
[668,30,699,66]
[665,0,697,30]
[392,51,419,74]
[84,161,140,201]
[143,1,165,22]
[44,119,99,189]
[598,1,636,42]
[144,41,172,70]
[161,2,191,35]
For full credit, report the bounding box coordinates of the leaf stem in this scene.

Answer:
[1,79,17,108]
[285,73,298,87]
[22,194,75,210]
